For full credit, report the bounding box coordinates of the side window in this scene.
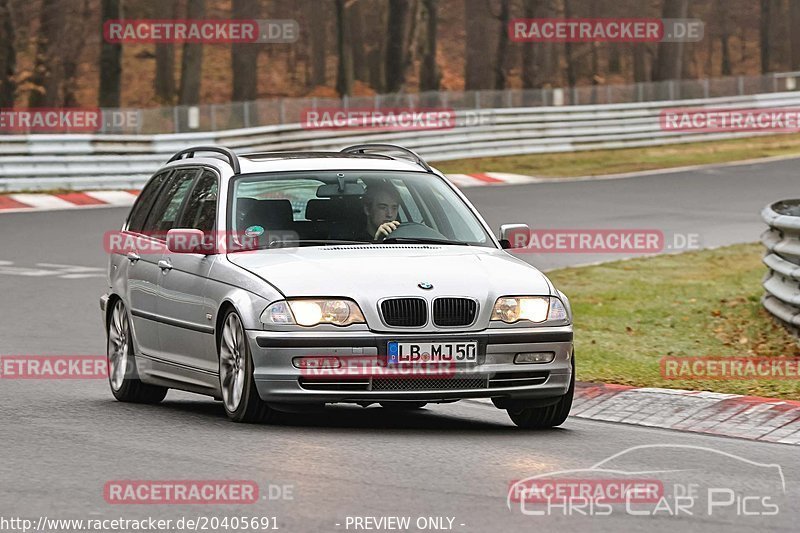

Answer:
[177,170,218,232]
[127,171,170,233]
[142,169,198,238]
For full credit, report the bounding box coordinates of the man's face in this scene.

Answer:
[365,191,399,228]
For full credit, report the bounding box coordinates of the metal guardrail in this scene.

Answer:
[761,200,800,335]
[3,91,800,191]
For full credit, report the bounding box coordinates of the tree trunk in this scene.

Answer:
[0,0,16,107]
[350,0,369,82]
[419,0,440,92]
[563,0,576,88]
[652,0,689,82]
[369,1,389,92]
[335,0,353,96]
[632,45,648,83]
[179,0,205,105]
[465,0,496,90]
[308,0,327,87]
[30,0,65,107]
[717,0,731,76]
[385,0,412,92]
[97,0,122,107]
[760,0,770,74]
[154,0,176,103]
[232,0,259,102]
[792,0,800,70]
[652,0,688,100]
[493,0,510,90]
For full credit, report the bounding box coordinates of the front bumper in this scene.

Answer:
[247,327,573,404]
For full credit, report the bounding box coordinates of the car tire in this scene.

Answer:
[218,309,277,423]
[379,402,427,410]
[506,357,574,429]
[106,299,168,404]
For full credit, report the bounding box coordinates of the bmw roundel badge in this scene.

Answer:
[418,282,433,290]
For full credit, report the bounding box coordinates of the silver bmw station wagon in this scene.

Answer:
[101,144,574,428]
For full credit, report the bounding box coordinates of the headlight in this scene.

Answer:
[491,296,568,324]
[260,299,366,327]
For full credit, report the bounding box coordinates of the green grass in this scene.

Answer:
[433,133,800,177]
[548,243,800,399]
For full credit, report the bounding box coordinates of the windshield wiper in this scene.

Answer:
[267,239,371,248]
[381,237,470,246]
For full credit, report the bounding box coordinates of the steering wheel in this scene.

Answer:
[383,222,447,240]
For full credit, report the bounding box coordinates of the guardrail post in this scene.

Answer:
[211,104,217,131]
[244,101,251,128]
[173,106,180,133]
[738,76,744,95]
[279,98,286,124]
[703,79,709,99]
[475,91,481,109]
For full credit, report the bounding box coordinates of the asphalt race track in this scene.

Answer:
[2,158,800,532]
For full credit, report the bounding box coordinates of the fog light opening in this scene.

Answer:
[514,352,555,364]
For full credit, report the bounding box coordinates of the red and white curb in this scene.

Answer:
[0,190,140,213]
[0,173,541,213]
[445,172,541,188]
[471,382,800,444]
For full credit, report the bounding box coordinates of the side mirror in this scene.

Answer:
[166,228,209,254]
[499,224,530,249]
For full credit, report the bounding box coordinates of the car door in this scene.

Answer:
[134,167,200,361]
[122,170,171,358]
[155,168,221,375]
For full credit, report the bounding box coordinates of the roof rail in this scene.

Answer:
[167,146,241,174]
[340,143,432,173]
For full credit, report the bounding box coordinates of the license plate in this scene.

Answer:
[387,341,478,364]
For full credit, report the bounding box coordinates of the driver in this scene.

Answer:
[362,181,402,241]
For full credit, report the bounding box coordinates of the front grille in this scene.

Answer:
[433,298,478,327]
[372,377,488,391]
[381,298,427,327]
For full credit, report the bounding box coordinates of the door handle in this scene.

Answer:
[126,252,140,263]
[157,259,173,271]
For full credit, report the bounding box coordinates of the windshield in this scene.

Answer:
[228,170,495,249]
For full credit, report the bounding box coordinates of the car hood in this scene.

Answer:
[226,244,552,299]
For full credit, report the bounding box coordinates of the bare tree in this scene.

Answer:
[760,0,771,74]
[493,0,510,90]
[350,0,369,82]
[652,0,689,82]
[0,0,16,107]
[419,0,440,91]
[232,0,259,102]
[179,0,205,105]
[465,0,495,90]
[385,0,413,92]
[154,0,176,103]
[308,0,328,87]
[335,0,353,96]
[716,0,731,75]
[792,0,800,70]
[30,0,65,106]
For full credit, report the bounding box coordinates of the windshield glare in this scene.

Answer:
[229,171,495,249]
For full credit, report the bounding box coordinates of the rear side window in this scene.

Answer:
[177,170,218,233]
[127,171,170,233]
[142,168,199,238]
